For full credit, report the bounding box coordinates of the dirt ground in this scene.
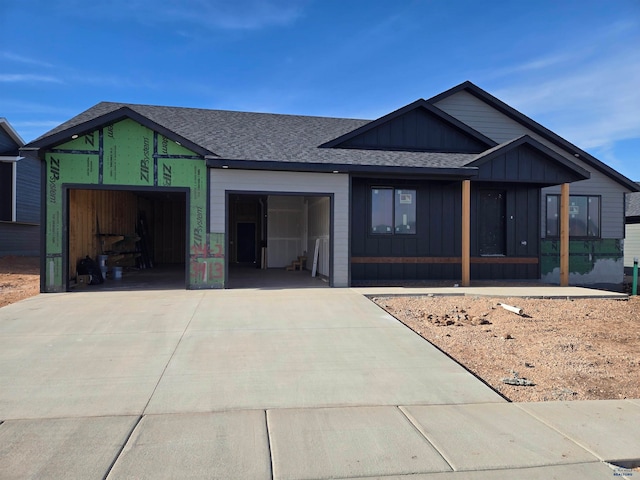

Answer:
[374,295,640,402]
[0,256,40,308]
[2,256,639,403]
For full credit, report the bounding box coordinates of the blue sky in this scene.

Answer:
[1,0,638,180]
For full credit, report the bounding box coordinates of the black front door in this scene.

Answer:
[478,190,506,255]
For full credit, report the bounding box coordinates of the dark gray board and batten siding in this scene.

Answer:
[433,90,630,239]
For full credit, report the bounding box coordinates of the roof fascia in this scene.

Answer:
[206,157,479,178]
[0,118,25,147]
[319,98,497,150]
[0,155,23,162]
[428,81,639,192]
[467,135,591,180]
[22,107,215,158]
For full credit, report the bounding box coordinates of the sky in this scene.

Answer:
[1,0,638,181]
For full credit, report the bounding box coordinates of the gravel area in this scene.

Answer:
[373,295,640,402]
[0,256,39,308]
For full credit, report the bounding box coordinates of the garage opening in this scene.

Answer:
[227,193,331,288]
[67,188,187,290]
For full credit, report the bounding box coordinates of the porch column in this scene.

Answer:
[560,182,570,286]
[461,179,471,287]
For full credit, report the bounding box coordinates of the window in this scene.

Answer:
[371,187,416,234]
[546,195,600,238]
[0,161,15,222]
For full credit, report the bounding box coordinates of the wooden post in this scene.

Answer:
[560,183,570,286]
[461,180,471,287]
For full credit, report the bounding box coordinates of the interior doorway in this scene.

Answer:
[236,222,257,263]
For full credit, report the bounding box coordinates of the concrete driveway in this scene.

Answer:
[0,288,636,478]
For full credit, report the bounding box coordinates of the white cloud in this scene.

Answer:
[0,74,62,83]
[490,24,640,153]
[12,119,64,129]
[0,52,53,68]
[49,0,307,30]
[494,54,640,150]
[160,0,307,30]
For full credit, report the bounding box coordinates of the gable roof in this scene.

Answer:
[469,135,590,176]
[627,184,640,218]
[0,118,25,158]
[24,102,480,177]
[319,99,496,152]
[21,84,616,183]
[427,81,640,192]
[468,135,590,184]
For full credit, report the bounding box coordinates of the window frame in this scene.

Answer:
[370,186,417,236]
[0,159,17,223]
[545,194,602,239]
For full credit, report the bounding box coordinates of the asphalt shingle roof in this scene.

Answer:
[33,102,479,171]
[626,184,640,217]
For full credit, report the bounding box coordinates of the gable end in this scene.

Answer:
[321,100,496,153]
[468,136,590,185]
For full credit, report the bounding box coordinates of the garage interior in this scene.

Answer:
[67,188,187,290]
[227,193,331,288]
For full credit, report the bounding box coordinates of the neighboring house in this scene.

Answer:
[0,118,40,256]
[625,185,640,271]
[21,81,639,292]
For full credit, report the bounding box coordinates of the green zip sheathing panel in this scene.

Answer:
[44,118,224,292]
[541,238,623,284]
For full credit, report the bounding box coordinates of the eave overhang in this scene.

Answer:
[205,157,479,179]
[21,107,215,159]
[468,135,591,181]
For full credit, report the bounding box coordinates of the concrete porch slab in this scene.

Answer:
[353,286,628,299]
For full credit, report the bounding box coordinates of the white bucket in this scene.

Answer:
[100,266,108,278]
[113,266,123,280]
[98,255,109,267]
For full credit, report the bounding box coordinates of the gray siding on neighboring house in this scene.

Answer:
[15,156,40,224]
[624,224,640,268]
[0,128,17,154]
[209,169,349,287]
[0,154,40,256]
[0,223,39,255]
[434,90,627,239]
